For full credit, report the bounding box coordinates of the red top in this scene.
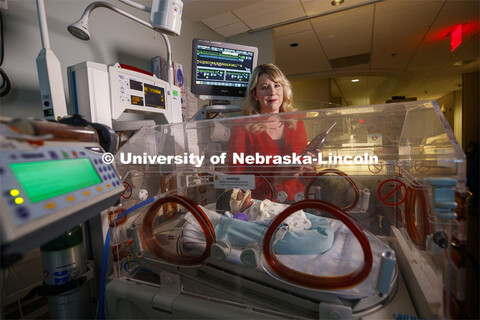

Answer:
[228,121,308,201]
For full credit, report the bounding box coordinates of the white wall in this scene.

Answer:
[227,29,273,65]
[0,0,224,119]
[290,77,331,111]
[437,90,462,148]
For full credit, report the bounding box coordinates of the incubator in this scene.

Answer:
[105,100,467,319]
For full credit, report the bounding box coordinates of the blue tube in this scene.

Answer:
[117,196,156,220]
[98,196,158,320]
[98,229,109,320]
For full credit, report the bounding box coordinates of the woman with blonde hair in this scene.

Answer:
[227,63,311,202]
[243,63,295,116]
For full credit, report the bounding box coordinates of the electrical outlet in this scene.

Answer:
[0,0,8,10]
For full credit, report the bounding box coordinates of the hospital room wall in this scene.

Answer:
[228,32,333,111]
[0,0,224,119]
[227,30,274,65]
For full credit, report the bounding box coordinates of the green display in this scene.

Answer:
[9,158,102,203]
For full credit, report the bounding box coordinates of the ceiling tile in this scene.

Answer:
[406,0,480,74]
[183,0,258,22]
[233,1,302,20]
[273,20,312,39]
[302,0,380,17]
[374,0,444,15]
[309,3,373,27]
[371,1,443,70]
[214,21,250,37]
[274,30,330,75]
[242,5,306,30]
[202,11,240,30]
[310,5,373,59]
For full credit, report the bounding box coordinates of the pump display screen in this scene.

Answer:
[144,84,166,109]
[9,158,102,203]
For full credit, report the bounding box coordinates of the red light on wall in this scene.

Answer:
[451,24,462,52]
[359,119,364,124]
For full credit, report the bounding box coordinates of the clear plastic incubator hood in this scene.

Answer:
[106,100,467,319]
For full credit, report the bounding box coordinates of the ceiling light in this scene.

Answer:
[453,59,476,66]
[331,0,344,6]
[351,79,360,82]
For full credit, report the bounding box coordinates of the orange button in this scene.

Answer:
[106,184,111,188]
[96,186,103,192]
[83,190,91,196]
[66,196,75,202]
[45,202,56,210]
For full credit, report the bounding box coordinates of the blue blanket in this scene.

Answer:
[214,213,334,255]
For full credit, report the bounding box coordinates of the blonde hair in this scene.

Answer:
[243,63,296,132]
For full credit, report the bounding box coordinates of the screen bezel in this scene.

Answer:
[191,38,258,101]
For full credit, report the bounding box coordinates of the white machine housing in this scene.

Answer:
[36,48,68,120]
[68,62,182,130]
[150,0,183,36]
[0,124,123,258]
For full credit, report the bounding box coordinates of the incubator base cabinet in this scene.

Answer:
[105,100,467,319]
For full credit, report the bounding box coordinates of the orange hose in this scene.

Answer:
[304,169,360,211]
[262,199,373,290]
[141,195,216,265]
[404,183,429,248]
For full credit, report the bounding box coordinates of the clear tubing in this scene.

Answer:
[98,195,159,320]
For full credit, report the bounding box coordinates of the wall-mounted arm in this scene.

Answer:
[118,0,151,12]
[68,1,173,87]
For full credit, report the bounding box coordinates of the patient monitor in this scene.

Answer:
[68,62,182,131]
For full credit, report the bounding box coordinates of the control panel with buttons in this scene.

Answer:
[0,143,124,257]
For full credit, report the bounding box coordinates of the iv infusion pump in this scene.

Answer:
[68,62,183,131]
[0,122,123,263]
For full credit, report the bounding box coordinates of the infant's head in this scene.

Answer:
[216,189,254,214]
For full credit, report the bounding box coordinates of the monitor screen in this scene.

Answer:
[191,39,258,101]
[9,158,102,203]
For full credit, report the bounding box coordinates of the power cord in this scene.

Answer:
[4,267,25,320]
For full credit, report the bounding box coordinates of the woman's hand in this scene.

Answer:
[295,150,319,177]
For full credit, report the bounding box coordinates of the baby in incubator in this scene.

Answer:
[217,189,312,232]
[182,188,334,267]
